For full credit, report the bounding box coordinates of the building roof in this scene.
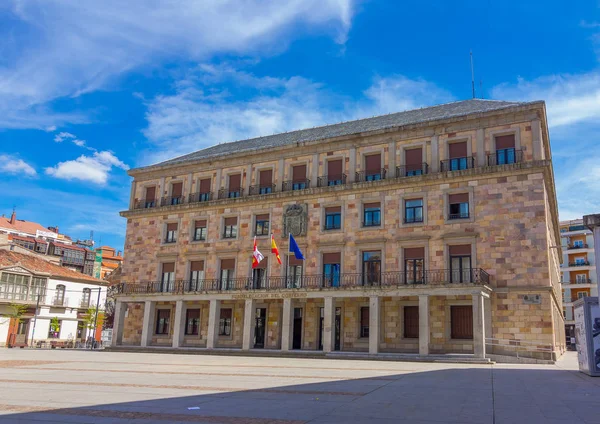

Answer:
[0,249,106,285]
[0,215,50,236]
[102,261,119,269]
[141,99,540,171]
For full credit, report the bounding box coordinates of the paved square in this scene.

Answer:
[0,350,597,423]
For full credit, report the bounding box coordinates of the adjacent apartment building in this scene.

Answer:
[560,218,597,346]
[112,99,564,361]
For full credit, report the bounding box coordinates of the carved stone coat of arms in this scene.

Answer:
[282,203,308,237]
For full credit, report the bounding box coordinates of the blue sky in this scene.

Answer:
[1,0,600,250]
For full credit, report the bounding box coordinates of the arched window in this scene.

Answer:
[81,288,91,307]
[54,284,65,306]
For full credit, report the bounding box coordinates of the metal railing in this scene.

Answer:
[188,192,212,203]
[440,156,476,172]
[160,196,185,206]
[355,169,387,183]
[282,179,311,191]
[115,268,490,295]
[487,149,524,166]
[568,261,590,267]
[396,163,429,177]
[448,212,470,220]
[218,188,244,199]
[317,174,347,187]
[133,199,157,209]
[567,244,589,250]
[52,297,68,306]
[248,184,276,195]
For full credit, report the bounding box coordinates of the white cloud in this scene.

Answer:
[45,151,129,185]
[0,0,354,129]
[53,131,87,148]
[45,125,57,132]
[142,66,453,164]
[0,154,37,177]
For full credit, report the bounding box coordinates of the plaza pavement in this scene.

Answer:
[0,349,597,423]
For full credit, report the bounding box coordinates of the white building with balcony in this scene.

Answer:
[0,248,107,347]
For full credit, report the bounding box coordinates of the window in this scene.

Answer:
[198,178,211,201]
[54,284,65,306]
[292,165,307,190]
[219,308,232,336]
[189,261,204,291]
[170,182,183,205]
[364,153,383,181]
[165,223,177,243]
[324,206,341,230]
[404,247,424,284]
[327,159,344,186]
[576,274,588,284]
[193,220,207,241]
[254,214,270,236]
[161,263,175,292]
[360,307,369,338]
[449,245,472,283]
[144,186,156,208]
[223,217,238,239]
[155,309,170,335]
[448,141,469,170]
[404,306,419,338]
[220,259,235,290]
[323,252,341,287]
[81,288,91,307]
[362,251,381,285]
[228,174,242,198]
[575,258,586,265]
[404,199,423,223]
[451,305,473,339]
[573,240,584,248]
[252,258,268,289]
[29,277,47,302]
[494,134,516,165]
[258,169,273,194]
[287,256,303,288]
[0,273,30,301]
[363,202,381,227]
[185,309,200,335]
[448,193,469,220]
[578,291,589,299]
[404,148,424,176]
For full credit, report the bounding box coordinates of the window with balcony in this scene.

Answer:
[144,186,156,208]
[326,159,344,186]
[254,214,270,236]
[360,307,369,338]
[575,258,586,265]
[81,288,91,307]
[165,223,177,243]
[189,261,204,291]
[219,308,232,336]
[223,217,238,239]
[155,309,170,335]
[448,193,469,220]
[449,245,472,283]
[402,147,426,176]
[219,259,235,290]
[194,178,212,202]
[252,258,267,289]
[324,206,341,230]
[493,134,517,165]
[193,220,207,241]
[578,291,589,299]
[292,165,308,190]
[228,174,242,198]
[447,141,471,171]
[576,274,588,284]
[364,153,383,181]
[258,169,274,194]
[0,273,29,301]
[404,247,425,284]
[323,252,341,287]
[168,182,183,205]
[185,309,200,335]
[404,199,423,223]
[573,240,584,248]
[54,284,66,306]
[48,319,62,338]
[287,256,303,288]
[363,202,381,227]
[362,251,381,285]
[451,305,473,339]
[161,263,175,292]
[404,306,419,338]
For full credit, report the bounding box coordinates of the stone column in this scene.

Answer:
[311,153,319,188]
[531,119,543,160]
[484,296,492,347]
[476,129,485,167]
[472,293,486,359]
[111,300,127,347]
[187,173,193,199]
[323,297,336,353]
[242,299,256,350]
[369,296,380,354]
[172,300,186,348]
[140,300,154,347]
[129,181,137,210]
[214,169,222,196]
[584,214,600,296]
[206,299,221,349]
[278,159,285,189]
[159,177,166,202]
[281,298,294,351]
[244,164,252,194]
[388,141,396,174]
[430,136,439,173]
[418,295,430,355]
[348,148,356,183]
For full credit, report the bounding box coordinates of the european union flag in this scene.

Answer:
[288,234,305,260]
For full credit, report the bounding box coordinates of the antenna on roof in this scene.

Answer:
[470,50,476,99]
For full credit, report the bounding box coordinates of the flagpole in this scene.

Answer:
[284,233,289,288]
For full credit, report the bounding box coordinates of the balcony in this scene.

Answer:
[160,195,185,207]
[115,268,490,295]
[248,184,276,195]
[52,297,67,306]
[282,179,310,192]
[396,163,429,178]
[80,299,91,308]
[487,149,524,166]
[189,192,212,203]
[133,199,157,209]
[567,244,589,250]
[218,188,244,200]
[440,156,475,172]
[568,261,591,267]
[355,169,387,183]
[448,212,470,220]
[317,174,347,187]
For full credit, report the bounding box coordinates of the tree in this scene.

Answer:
[49,316,60,338]
[0,303,29,325]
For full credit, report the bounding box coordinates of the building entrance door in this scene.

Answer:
[7,318,29,347]
[254,308,267,349]
[334,307,341,351]
[292,308,302,349]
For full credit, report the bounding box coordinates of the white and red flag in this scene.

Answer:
[252,236,264,269]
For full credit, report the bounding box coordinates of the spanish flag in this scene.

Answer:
[271,235,282,264]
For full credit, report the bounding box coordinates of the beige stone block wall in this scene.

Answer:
[302,298,323,350]
[122,302,144,346]
[380,296,419,353]
[338,297,369,352]
[216,300,244,348]
[151,301,174,346]
[429,295,474,354]
[182,300,210,347]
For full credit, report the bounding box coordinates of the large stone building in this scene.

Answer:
[112,99,564,361]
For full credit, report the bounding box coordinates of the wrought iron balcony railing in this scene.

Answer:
[396,163,429,178]
[114,268,490,295]
[355,169,387,183]
[487,149,523,166]
[448,212,470,220]
[317,174,347,187]
[248,184,276,195]
[133,199,157,209]
[160,196,185,207]
[440,156,476,172]
[282,179,310,192]
[567,244,589,250]
[568,261,591,267]
[189,192,212,203]
[218,188,244,200]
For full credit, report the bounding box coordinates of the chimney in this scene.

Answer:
[10,210,16,225]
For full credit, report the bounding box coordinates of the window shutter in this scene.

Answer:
[361,307,369,326]
[405,148,422,166]
[323,252,341,264]
[145,186,156,200]
[327,159,343,177]
[289,256,303,266]
[403,306,419,338]
[448,141,468,158]
[255,257,268,269]
[259,169,273,186]
[220,308,232,320]
[220,259,235,270]
[166,223,177,232]
[162,262,175,273]
[255,214,269,221]
[224,217,237,226]
[495,134,515,150]
[292,165,307,182]
[364,202,380,209]
[199,178,211,193]
[190,260,204,271]
[365,154,381,172]
[448,193,469,204]
[195,219,207,228]
[228,174,241,190]
[404,247,425,259]
[171,182,183,197]
[449,244,471,256]
[325,206,341,214]
[451,305,473,339]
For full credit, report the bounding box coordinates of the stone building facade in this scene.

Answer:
[112,99,565,361]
